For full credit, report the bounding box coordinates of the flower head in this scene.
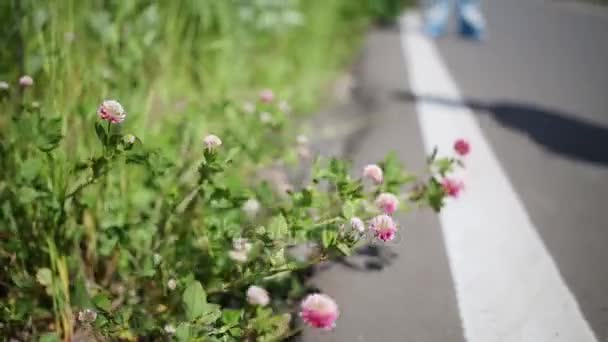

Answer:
[363,164,383,184]
[300,293,339,330]
[247,285,270,306]
[124,134,136,144]
[19,75,33,88]
[259,89,274,103]
[77,309,97,324]
[375,193,399,215]
[454,138,471,156]
[350,217,365,233]
[442,178,465,198]
[153,253,162,265]
[296,135,308,145]
[167,279,177,291]
[242,198,261,218]
[203,134,222,151]
[369,214,398,242]
[229,238,252,263]
[0,81,9,90]
[164,324,176,334]
[279,100,291,113]
[260,111,272,123]
[243,102,256,114]
[97,100,126,124]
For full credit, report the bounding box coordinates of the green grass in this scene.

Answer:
[1,0,375,159]
[0,1,417,339]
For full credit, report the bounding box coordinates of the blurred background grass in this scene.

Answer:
[1,0,410,159]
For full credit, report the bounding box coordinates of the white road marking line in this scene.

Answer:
[399,12,598,342]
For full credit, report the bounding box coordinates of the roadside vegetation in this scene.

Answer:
[0,1,466,341]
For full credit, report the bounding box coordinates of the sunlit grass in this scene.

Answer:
[2,0,373,160]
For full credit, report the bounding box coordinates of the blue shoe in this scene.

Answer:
[425,2,450,39]
[458,4,486,41]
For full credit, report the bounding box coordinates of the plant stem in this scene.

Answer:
[162,183,204,229]
[208,255,325,295]
[106,121,111,147]
[282,326,304,339]
[312,217,341,228]
[205,217,341,295]
[64,168,109,200]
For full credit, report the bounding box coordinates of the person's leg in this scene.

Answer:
[457,0,486,40]
[424,0,451,38]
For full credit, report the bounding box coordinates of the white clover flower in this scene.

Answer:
[77,309,97,324]
[167,279,177,291]
[153,253,162,265]
[124,134,136,144]
[19,75,33,87]
[260,112,272,123]
[229,238,252,263]
[164,324,176,334]
[203,134,222,151]
[350,217,365,233]
[247,285,270,306]
[243,101,256,114]
[242,198,261,218]
[0,81,9,90]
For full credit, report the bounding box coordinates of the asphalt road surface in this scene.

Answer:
[302,0,608,341]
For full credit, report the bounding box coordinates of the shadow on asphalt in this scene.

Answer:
[393,91,608,166]
[308,244,398,274]
[336,244,398,271]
